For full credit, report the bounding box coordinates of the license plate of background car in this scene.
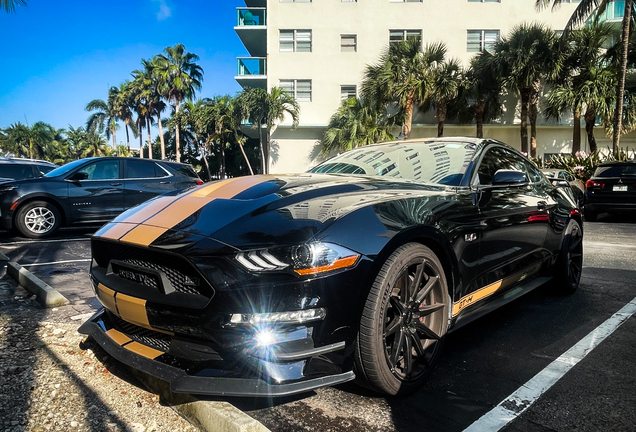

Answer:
[613,185,628,191]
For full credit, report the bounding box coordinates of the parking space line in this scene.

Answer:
[464,296,636,432]
[23,259,92,267]
[0,238,91,246]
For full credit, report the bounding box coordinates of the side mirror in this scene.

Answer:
[491,170,528,186]
[67,171,89,181]
[548,177,570,188]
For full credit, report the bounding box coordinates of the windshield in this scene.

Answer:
[308,141,477,185]
[44,159,91,178]
[594,164,636,177]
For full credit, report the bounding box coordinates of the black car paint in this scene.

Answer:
[80,139,580,396]
[585,161,636,216]
[0,157,200,232]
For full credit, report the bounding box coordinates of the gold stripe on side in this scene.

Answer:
[115,293,151,328]
[95,222,137,241]
[97,284,119,316]
[105,329,131,346]
[452,280,502,316]
[119,225,168,247]
[124,341,163,359]
[195,175,271,198]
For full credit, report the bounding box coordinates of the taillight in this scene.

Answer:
[196,179,203,185]
[586,180,604,189]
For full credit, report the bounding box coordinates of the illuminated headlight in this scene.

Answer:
[235,242,360,276]
[229,308,326,325]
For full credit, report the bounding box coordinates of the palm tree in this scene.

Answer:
[321,97,395,155]
[490,23,559,156]
[238,87,268,173]
[424,58,463,137]
[536,0,632,152]
[1,0,26,13]
[86,88,120,149]
[544,23,616,153]
[113,81,138,154]
[362,38,445,139]
[1,122,54,159]
[78,132,112,158]
[153,44,204,162]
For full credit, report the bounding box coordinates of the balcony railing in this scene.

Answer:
[236,7,266,26]
[237,57,267,76]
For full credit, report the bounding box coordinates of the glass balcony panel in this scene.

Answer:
[237,58,267,76]
[236,7,266,26]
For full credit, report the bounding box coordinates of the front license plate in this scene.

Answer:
[613,185,628,192]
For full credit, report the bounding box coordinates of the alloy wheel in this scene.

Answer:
[24,207,56,234]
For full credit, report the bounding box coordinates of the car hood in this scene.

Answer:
[94,174,450,251]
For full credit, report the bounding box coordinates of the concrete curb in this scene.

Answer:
[133,371,271,432]
[7,261,69,307]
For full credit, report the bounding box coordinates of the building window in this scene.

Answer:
[280,79,312,102]
[467,30,499,52]
[341,85,357,100]
[280,30,312,52]
[389,29,421,43]
[341,34,357,52]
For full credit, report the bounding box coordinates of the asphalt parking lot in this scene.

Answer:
[1,214,635,432]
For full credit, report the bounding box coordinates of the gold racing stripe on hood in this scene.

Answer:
[105,329,131,345]
[116,293,151,328]
[119,175,273,247]
[124,341,163,359]
[95,222,137,241]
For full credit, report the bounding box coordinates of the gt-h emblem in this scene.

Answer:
[464,233,477,242]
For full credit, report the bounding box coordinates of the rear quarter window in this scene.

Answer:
[163,163,199,179]
[594,164,636,177]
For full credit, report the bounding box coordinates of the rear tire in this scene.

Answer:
[15,200,61,238]
[552,219,583,294]
[355,243,449,396]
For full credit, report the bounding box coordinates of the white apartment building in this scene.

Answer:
[235,0,633,173]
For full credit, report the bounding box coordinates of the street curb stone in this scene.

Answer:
[6,261,69,307]
[133,371,271,432]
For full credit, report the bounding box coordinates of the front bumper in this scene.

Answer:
[79,309,355,397]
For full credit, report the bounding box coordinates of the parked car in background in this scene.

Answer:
[0,157,57,182]
[80,138,583,397]
[584,161,636,221]
[541,169,585,207]
[0,157,202,238]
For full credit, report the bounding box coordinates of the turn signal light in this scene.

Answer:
[196,179,203,185]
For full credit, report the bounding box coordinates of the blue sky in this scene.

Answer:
[0,0,246,138]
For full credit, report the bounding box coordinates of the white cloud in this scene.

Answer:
[152,0,172,21]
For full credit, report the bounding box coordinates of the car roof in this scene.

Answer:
[0,157,56,166]
[357,136,487,149]
[598,160,636,166]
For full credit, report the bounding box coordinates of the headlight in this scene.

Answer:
[235,242,360,276]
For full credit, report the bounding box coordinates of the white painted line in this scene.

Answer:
[464,296,636,432]
[0,237,90,246]
[23,259,92,267]
[584,241,636,250]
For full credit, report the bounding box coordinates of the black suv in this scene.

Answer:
[584,160,636,221]
[0,157,202,238]
[0,157,57,182]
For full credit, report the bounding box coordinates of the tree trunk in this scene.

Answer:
[529,82,540,158]
[403,95,415,139]
[265,129,271,174]
[239,142,254,175]
[146,117,153,160]
[437,102,447,137]
[258,122,265,174]
[175,101,181,162]
[520,87,531,154]
[475,100,485,138]
[572,106,581,155]
[585,105,598,153]
[125,123,131,153]
[612,0,632,152]
[157,116,166,160]
[139,129,144,158]
[112,127,117,150]
[200,140,212,181]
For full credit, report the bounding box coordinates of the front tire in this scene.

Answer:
[552,219,583,294]
[15,200,61,238]
[355,243,449,396]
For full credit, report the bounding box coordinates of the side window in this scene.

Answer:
[522,159,543,183]
[77,160,120,180]
[126,159,155,179]
[476,147,527,185]
[155,164,169,178]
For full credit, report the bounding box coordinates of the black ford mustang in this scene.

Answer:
[80,137,583,397]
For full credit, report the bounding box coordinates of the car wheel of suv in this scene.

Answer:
[552,219,583,294]
[355,243,449,396]
[15,201,61,238]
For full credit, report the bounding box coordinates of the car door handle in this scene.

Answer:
[537,201,547,210]
[160,181,170,184]
[110,183,122,186]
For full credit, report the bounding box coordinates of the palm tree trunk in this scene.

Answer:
[612,1,632,152]
[221,143,226,180]
[175,101,181,162]
[585,105,598,153]
[139,127,144,158]
[112,127,117,150]
[146,117,153,160]
[403,96,415,139]
[200,139,212,181]
[258,122,266,174]
[520,87,531,154]
[265,129,271,174]
[572,106,581,155]
[437,103,447,137]
[125,123,131,153]
[475,100,485,138]
[529,82,540,158]
[239,142,254,175]
[157,116,166,160]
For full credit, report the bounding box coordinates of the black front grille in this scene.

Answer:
[92,239,213,299]
[112,315,171,352]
